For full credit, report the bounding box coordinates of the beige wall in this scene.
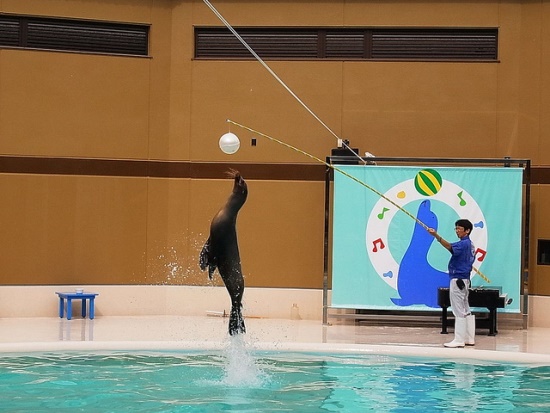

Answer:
[1,0,550,295]
[529,185,550,294]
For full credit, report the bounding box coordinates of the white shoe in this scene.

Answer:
[465,314,475,346]
[444,317,466,348]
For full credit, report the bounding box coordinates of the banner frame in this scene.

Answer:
[322,156,531,327]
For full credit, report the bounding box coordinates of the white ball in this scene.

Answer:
[219,132,240,154]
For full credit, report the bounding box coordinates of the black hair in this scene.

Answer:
[455,219,473,233]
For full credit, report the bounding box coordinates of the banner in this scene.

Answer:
[332,166,522,312]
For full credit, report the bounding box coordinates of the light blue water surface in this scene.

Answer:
[1,343,549,412]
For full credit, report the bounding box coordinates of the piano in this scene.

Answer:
[437,287,511,336]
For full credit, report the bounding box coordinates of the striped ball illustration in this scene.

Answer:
[414,169,442,196]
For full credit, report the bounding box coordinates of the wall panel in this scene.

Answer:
[0,51,151,159]
[0,174,148,285]
[1,0,155,23]
[0,0,549,295]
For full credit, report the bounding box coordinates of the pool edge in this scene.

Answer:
[1,340,549,365]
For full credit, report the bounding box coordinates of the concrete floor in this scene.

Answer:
[1,315,549,364]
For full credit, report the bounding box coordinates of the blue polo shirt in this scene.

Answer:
[448,236,475,279]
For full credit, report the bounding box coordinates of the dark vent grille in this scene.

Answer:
[0,17,20,46]
[325,31,365,58]
[195,31,248,58]
[0,15,149,56]
[250,31,318,58]
[372,29,497,60]
[196,27,498,62]
[195,28,319,58]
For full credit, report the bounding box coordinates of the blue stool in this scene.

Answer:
[56,292,99,320]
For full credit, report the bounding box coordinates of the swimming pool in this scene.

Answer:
[1,339,549,412]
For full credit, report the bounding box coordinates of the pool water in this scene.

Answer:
[1,341,549,412]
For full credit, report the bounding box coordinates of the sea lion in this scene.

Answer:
[199,169,248,335]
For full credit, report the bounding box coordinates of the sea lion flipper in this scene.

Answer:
[228,304,246,336]
[208,264,216,280]
[199,238,210,271]
[200,238,217,280]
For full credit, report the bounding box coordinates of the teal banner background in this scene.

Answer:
[332,166,522,312]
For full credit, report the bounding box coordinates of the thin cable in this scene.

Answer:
[204,0,489,283]
[202,0,366,165]
[228,119,425,226]
[227,119,491,283]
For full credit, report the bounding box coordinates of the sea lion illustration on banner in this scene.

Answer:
[391,200,449,308]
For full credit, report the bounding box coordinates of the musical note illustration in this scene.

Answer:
[475,248,487,262]
[372,238,385,252]
[457,190,467,206]
[377,207,390,219]
[474,221,484,229]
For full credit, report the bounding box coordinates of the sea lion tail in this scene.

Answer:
[391,297,414,306]
[228,304,246,336]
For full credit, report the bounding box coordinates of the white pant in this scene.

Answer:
[450,278,471,318]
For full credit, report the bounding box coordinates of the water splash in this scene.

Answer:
[221,335,267,388]
[164,249,182,282]
[142,233,209,285]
